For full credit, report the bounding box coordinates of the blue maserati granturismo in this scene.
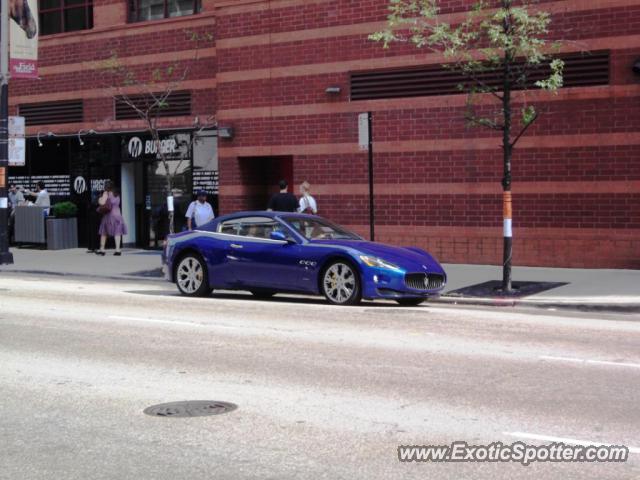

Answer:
[162,211,447,306]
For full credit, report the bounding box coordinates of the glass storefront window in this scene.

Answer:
[146,159,192,247]
[192,131,218,216]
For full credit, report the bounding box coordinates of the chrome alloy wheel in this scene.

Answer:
[177,256,204,294]
[323,262,357,304]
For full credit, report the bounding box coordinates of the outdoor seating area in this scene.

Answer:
[13,206,78,250]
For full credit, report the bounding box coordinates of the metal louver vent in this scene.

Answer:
[350,51,610,101]
[115,91,192,120]
[18,100,84,126]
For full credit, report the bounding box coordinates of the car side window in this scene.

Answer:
[240,219,281,239]
[219,216,285,240]
[219,219,242,235]
[288,219,319,239]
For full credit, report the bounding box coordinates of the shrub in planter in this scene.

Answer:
[51,201,78,218]
[47,202,79,249]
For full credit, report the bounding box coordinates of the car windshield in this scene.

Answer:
[283,216,362,241]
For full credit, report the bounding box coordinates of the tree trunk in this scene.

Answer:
[165,175,175,235]
[148,123,175,237]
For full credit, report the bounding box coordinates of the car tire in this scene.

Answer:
[321,260,362,306]
[396,298,425,306]
[175,253,211,297]
[251,290,276,299]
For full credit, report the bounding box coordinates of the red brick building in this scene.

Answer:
[9,0,640,267]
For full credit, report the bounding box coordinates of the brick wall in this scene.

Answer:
[216,0,640,269]
[10,0,640,268]
[10,6,217,136]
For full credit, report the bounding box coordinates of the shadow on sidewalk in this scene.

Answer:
[446,280,569,299]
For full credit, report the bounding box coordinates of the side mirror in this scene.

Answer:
[270,231,288,242]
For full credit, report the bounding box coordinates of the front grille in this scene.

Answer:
[405,273,445,291]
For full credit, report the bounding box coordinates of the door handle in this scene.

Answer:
[230,243,243,249]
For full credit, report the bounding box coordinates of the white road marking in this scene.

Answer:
[540,355,640,370]
[108,315,212,329]
[106,315,435,350]
[504,431,640,454]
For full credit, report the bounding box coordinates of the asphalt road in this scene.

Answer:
[1,273,639,480]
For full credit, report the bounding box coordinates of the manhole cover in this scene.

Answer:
[144,400,237,418]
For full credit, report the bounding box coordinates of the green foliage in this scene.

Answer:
[51,201,78,218]
[371,0,566,145]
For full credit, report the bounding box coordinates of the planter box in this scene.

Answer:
[14,206,47,244]
[46,217,78,250]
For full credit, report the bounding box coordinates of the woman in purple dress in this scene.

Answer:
[96,181,128,256]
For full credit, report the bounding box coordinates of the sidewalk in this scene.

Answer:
[0,247,163,281]
[1,247,639,311]
[439,264,640,311]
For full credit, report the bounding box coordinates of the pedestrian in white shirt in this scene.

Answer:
[186,190,215,230]
[25,181,51,215]
[297,181,317,214]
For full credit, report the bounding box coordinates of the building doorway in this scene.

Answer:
[143,158,192,248]
[237,156,293,210]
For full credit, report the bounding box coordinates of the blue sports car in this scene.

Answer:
[162,211,446,306]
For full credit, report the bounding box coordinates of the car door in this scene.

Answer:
[222,216,306,291]
[188,221,241,288]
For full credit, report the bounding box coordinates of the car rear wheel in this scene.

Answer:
[396,298,425,306]
[175,253,211,297]
[321,261,361,306]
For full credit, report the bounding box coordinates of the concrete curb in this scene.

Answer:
[433,295,640,313]
[0,269,165,283]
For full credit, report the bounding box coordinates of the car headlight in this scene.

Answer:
[359,255,401,270]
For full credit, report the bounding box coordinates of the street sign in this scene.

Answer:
[8,116,25,166]
[358,112,369,151]
[8,116,25,137]
[9,137,25,166]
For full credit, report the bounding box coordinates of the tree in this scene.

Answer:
[103,31,214,236]
[371,0,564,291]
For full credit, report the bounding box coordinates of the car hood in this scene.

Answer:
[309,239,445,273]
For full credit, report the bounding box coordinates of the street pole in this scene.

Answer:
[500,2,513,292]
[367,112,374,242]
[0,0,14,265]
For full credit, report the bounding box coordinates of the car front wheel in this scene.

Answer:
[321,261,361,306]
[175,253,211,297]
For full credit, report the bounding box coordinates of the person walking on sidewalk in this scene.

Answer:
[267,180,298,212]
[185,190,215,230]
[297,180,318,214]
[96,181,128,256]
